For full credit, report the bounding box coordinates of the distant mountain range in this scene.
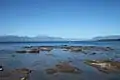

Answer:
[93,35,120,41]
[0,35,66,42]
[0,35,120,42]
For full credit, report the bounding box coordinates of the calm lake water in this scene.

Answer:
[0,41,120,80]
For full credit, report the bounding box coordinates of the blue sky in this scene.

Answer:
[0,0,120,38]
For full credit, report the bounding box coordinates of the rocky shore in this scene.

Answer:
[16,45,114,54]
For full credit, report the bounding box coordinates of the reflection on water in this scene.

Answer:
[0,41,120,80]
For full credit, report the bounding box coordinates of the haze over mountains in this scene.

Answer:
[0,35,120,42]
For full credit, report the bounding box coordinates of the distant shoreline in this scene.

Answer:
[0,40,119,43]
[97,39,120,41]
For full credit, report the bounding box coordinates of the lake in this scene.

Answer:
[0,41,120,80]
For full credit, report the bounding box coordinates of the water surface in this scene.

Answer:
[0,41,120,80]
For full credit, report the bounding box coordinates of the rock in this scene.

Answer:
[62,45,68,46]
[15,68,32,74]
[70,47,82,52]
[0,67,32,80]
[39,47,53,51]
[106,47,114,51]
[16,50,27,53]
[46,62,81,74]
[46,68,57,74]
[23,46,32,48]
[16,49,39,54]
[85,60,120,73]
[62,49,68,51]
[27,49,39,53]
[0,65,3,71]
[56,62,81,73]
[0,70,12,78]
[90,52,97,55]
[81,46,113,51]
[20,77,27,80]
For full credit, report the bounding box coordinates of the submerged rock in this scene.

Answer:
[0,67,32,80]
[113,58,120,62]
[90,52,97,55]
[85,60,120,74]
[14,68,32,80]
[0,70,12,78]
[15,68,32,74]
[70,47,82,52]
[46,68,57,74]
[56,62,81,73]
[46,62,81,74]
[12,54,16,57]
[106,47,114,51]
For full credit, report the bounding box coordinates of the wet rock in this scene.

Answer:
[70,47,82,52]
[90,52,97,55]
[16,50,27,53]
[39,47,53,51]
[0,67,13,79]
[106,47,114,51]
[23,46,32,48]
[22,45,114,52]
[62,48,69,51]
[14,68,32,80]
[60,46,71,50]
[60,46,114,52]
[113,58,120,62]
[20,77,27,80]
[80,46,114,51]
[28,49,39,53]
[0,67,32,80]
[0,70,12,78]
[85,60,120,74]
[16,49,39,54]
[46,68,57,74]
[62,45,68,46]
[15,68,32,74]
[0,65,3,71]
[46,62,81,74]
[56,62,81,73]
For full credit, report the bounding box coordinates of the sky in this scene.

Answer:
[0,0,120,39]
